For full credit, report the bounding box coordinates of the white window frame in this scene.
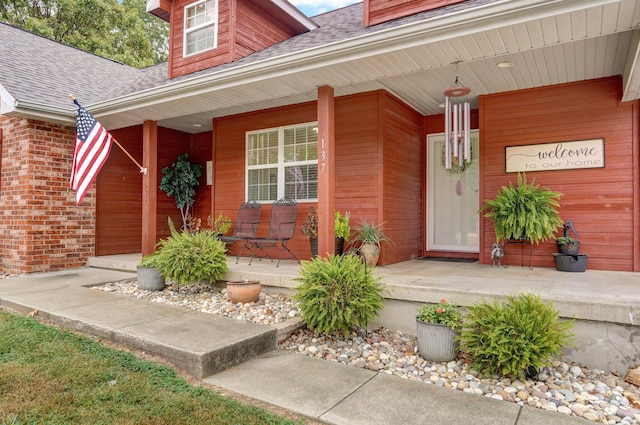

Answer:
[246,122,318,203]
[183,0,218,57]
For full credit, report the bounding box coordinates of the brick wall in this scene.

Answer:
[0,116,95,274]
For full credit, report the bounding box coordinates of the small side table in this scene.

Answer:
[503,238,533,269]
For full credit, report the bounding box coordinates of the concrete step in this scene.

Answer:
[0,270,277,378]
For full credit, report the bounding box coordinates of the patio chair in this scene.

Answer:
[220,201,262,264]
[248,197,299,267]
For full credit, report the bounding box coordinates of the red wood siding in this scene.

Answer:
[213,102,317,258]
[191,132,213,222]
[97,126,144,256]
[479,77,637,271]
[168,0,299,78]
[97,126,193,255]
[169,0,232,78]
[380,92,424,264]
[233,1,298,60]
[364,0,466,26]
[212,90,424,263]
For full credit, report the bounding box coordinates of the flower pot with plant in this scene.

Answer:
[209,213,232,237]
[416,299,462,362]
[480,173,563,244]
[351,219,392,267]
[301,207,319,257]
[302,208,350,257]
[136,251,165,291]
[334,211,350,255]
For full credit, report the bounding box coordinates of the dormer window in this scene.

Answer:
[184,0,218,57]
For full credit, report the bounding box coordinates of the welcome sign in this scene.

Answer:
[505,139,605,173]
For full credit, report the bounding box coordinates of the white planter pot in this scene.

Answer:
[136,266,165,291]
[416,319,459,362]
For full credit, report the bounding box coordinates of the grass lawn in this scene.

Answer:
[0,310,306,425]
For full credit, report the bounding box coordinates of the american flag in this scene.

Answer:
[69,100,113,204]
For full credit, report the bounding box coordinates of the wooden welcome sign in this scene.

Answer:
[505,139,605,173]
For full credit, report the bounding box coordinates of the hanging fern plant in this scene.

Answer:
[480,173,563,244]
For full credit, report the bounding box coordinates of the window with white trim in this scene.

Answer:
[184,0,218,57]
[246,123,318,202]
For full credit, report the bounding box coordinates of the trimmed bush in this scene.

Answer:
[155,220,228,286]
[458,293,574,380]
[294,254,385,338]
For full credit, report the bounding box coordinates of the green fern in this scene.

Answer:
[480,173,563,244]
[458,293,574,380]
[154,218,228,286]
[293,254,385,338]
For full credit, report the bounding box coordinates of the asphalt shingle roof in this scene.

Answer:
[0,0,495,111]
[0,22,143,111]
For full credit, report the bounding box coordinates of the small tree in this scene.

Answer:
[160,153,202,230]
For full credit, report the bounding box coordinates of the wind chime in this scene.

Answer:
[443,65,471,171]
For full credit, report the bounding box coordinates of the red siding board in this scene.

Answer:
[479,77,636,271]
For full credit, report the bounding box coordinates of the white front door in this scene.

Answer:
[427,131,479,252]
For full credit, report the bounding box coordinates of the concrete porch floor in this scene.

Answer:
[88,253,640,372]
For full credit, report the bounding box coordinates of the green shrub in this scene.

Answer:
[294,254,385,338]
[155,219,228,286]
[138,251,161,268]
[458,293,574,380]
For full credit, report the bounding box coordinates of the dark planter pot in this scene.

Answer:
[335,237,345,255]
[557,240,580,255]
[553,253,588,272]
[309,238,318,258]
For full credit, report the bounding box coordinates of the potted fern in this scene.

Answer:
[480,173,563,244]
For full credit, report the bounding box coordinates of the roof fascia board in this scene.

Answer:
[12,99,75,125]
[87,0,625,117]
[622,29,640,102]
[267,0,319,31]
[0,84,16,115]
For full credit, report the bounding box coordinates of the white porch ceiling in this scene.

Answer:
[95,0,640,134]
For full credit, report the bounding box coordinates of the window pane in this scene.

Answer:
[248,168,277,202]
[186,26,215,55]
[285,164,317,200]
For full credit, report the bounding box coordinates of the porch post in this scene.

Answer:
[142,120,158,256]
[317,85,336,257]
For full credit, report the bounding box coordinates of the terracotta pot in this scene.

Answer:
[358,243,380,268]
[226,280,261,304]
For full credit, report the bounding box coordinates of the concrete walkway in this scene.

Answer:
[0,265,595,424]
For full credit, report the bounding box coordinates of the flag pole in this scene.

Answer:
[68,94,147,175]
